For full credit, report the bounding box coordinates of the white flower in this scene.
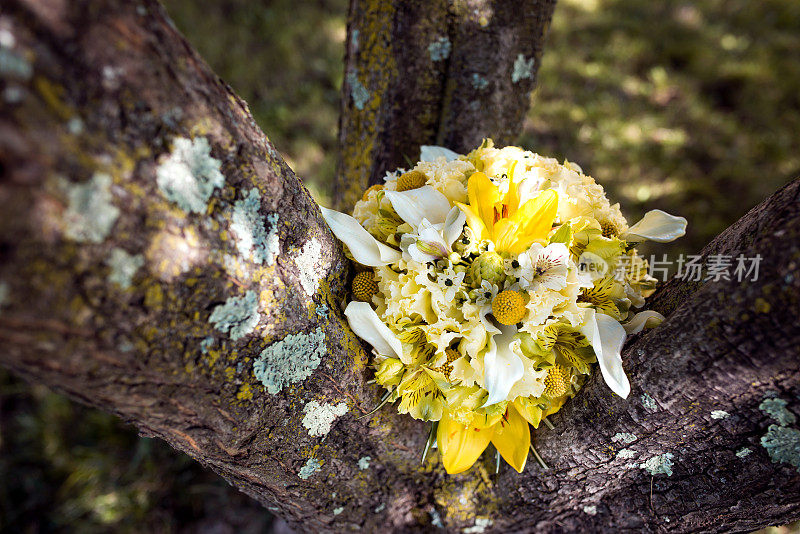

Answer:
[504,252,532,280]
[320,207,401,266]
[578,308,630,398]
[344,302,406,363]
[436,262,465,302]
[473,280,500,308]
[622,209,687,243]
[520,242,570,291]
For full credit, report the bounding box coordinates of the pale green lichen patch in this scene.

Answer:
[231,188,280,265]
[641,393,658,412]
[640,452,674,476]
[374,503,385,513]
[208,290,260,341]
[302,400,348,437]
[710,410,730,420]
[106,247,144,289]
[512,54,534,83]
[298,458,321,480]
[0,46,32,81]
[333,507,344,516]
[759,397,796,426]
[582,505,597,516]
[156,137,224,213]
[62,173,120,243]
[611,432,637,444]
[736,447,752,458]
[200,336,214,354]
[463,518,493,533]
[346,72,369,111]
[617,448,636,460]
[430,509,443,528]
[294,238,324,296]
[761,425,800,472]
[358,456,371,470]
[471,73,489,90]
[428,37,452,62]
[253,326,325,394]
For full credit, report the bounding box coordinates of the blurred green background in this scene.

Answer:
[2,0,798,531]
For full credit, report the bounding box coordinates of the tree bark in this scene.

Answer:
[333,0,557,211]
[1,1,799,533]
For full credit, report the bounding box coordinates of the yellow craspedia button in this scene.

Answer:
[352,271,378,302]
[434,347,461,379]
[544,364,569,398]
[362,183,384,201]
[396,170,427,191]
[492,290,526,325]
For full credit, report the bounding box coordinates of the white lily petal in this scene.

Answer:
[622,310,665,334]
[443,206,467,247]
[420,145,460,162]
[344,301,406,363]
[623,209,687,243]
[482,325,524,407]
[385,186,452,228]
[580,309,630,398]
[320,207,401,266]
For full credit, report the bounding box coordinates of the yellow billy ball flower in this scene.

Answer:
[396,170,427,191]
[352,271,378,302]
[362,183,384,201]
[492,290,526,325]
[544,364,569,398]
[433,348,461,379]
[600,220,619,238]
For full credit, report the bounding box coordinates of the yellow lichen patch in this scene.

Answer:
[396,170,428,191]
[433,464,496,524]
[236,383,254,401]
[492,290,526,325]
[34,77,74,120]
[146,225,206,282]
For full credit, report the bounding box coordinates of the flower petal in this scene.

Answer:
[482,325,525,406]
[622,310,665,334]
[420,145,460,162]
[467,172,502,237]
[490,405,530,473]
[579,308,630,398]
[320,207,401,266]
[437,410,494,474]
[385,186,452,228]
[623,209,687,243]
[344,301,406,363]
[443,206,467,247]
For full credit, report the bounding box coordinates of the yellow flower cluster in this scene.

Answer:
[324,140,686,474]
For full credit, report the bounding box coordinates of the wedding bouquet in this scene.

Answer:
[321,140,686,474]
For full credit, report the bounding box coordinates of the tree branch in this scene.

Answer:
[1,1,798,532]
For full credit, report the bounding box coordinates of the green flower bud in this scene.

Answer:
[375,358,404,387]
[469,251,506,287]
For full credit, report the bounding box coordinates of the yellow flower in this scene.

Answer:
[437,404,531,474]
[455,172,558,255]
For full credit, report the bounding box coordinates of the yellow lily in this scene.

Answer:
[437,405,531,474]
[455,172,559,255]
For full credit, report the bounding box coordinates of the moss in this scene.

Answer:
[301,400,348,437]
[253,326,325,394]
[156,137,225,214]
[61,173,120,243]
[208,290,261,341]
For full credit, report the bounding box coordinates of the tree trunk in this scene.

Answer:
[333,0,557,211]
[1,1,799,533]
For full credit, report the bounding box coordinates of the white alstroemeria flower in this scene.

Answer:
[622,310,665,334]
[521,242,570,291]
[579,308,630,398]
[386,187,466,263]
[622,209,687,243]
[344,301,407,363]
[436,263,465,301]
[420,145,460,162]
[320,207,401,266]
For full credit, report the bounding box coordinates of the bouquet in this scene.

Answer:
[321,140,686,474]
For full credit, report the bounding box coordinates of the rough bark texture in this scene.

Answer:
[1,1,799,533]
[334,0,557,211]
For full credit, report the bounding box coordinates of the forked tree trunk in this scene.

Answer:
[0,1,798,532]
